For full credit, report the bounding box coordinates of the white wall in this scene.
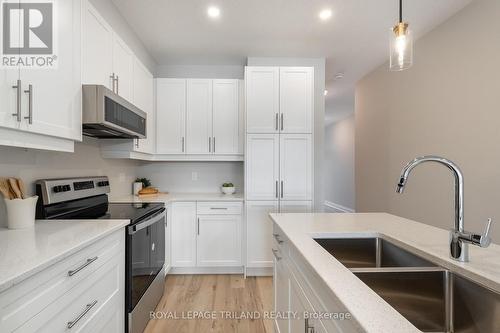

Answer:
[246,57,326,211]
[356,0,500,242]
[136,162,244,194]
[89,0,157,73]
[0,138,140,227]
[324,115,355,211]
[156,65,244,79]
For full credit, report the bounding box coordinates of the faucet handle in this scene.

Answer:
[479,218,493,248]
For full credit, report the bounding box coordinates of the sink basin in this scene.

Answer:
[355,269,500,332]
[314,237,436,268]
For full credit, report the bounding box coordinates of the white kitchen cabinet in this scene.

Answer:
[245,67,280,134]
[171,202,197,267]
[165,207,172,273]
[279,67,313,134]
[273,246,290,333]
[246,201,278,268]
[197,215,241,266]
[156,79,186,154]
[280,134,313,201]
[186,79,213,154]
[82,1,114,89]
[280,201,313,213]
[245,134,280,201]
[0,67,20,131]
[112,36,134,101]
[132,58,155,154]
[212,79,240,155]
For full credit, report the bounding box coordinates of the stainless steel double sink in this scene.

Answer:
[314,238,500,332]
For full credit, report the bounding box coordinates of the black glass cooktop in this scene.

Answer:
[104,202,164,223]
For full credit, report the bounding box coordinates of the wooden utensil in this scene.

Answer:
[16,178,27,199]
[8,178,22,199]
[0,178,13,200]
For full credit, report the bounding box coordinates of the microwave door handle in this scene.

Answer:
[128,209,166,235]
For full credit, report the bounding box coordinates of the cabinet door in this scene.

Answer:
[274,247,289,333]
[245,67,279,133]
[82,1,113,89]
[246,134,280,201]
[0,57,19,131]
[20,0,81,141]
[289,276,310,333]
[279,67,313,134]
[197,215,241,267]
[212,79,239,155]
[156,79,186,154]
[132,59,154,153]
[246,201,278,268]
[112,36,134,101]
[280,134,312,201]
[186,79,212,154]
[280,201,313,213]
[171,202,197,267]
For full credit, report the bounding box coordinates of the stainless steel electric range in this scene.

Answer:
[35,176,165,333]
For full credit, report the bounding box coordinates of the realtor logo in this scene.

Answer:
[1,0,56,68]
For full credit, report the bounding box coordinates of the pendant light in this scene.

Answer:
[390,0,413,71]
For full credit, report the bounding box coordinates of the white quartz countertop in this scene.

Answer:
[269,212,500,333]
[0,219,129,293]
[111,192,244,204]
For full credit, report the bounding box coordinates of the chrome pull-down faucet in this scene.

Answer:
[396,155,493,262]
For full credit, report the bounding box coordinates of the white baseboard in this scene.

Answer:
[324,201,355,213]
[168,266,244,275]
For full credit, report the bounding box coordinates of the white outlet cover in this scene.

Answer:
[191,172,198,181]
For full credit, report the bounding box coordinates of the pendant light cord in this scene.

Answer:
[399,0,403,23]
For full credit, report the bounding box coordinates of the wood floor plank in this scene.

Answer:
[144,274,273,333]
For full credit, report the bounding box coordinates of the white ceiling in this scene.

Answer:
[112,0,472,114]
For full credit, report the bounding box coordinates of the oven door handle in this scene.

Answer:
[128,208,166,235]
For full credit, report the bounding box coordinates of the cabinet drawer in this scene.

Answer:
[196,202,242,215]
[0,231,124,332]
[16,250,123,333]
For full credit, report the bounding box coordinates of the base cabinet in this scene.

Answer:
[170,201,243,271]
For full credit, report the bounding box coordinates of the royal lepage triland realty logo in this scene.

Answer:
[1,0,57,68]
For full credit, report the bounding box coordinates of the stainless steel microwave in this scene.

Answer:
[82,85,147,139]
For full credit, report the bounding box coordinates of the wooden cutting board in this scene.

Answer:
[138,191,169,198]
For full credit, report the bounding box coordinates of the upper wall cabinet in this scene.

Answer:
[133,59,155,154]
[155,78,243,161]
[112,37,134,101]
[246,66,313,134]
[0,0,82,152]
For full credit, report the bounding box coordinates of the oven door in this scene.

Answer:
[126,207,166,332]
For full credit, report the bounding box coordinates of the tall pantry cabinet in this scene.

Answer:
[245,66,314,273]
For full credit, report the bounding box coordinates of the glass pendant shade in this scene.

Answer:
[390,22,413,71]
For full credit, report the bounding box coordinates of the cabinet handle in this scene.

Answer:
[273,233,284,244]
[305,318,315,333]
[281,181,284,199]
[272,249,282,261]
[280,114,284,131]
[68,256,98,277]
[12,80,21,122]
[115,75,119,94]
[182,137,185,152]
[67,300,98,329]
[275,113,279,131]
[276,181,279,198]
[197,218,200,235]
[213,137,216,153]
[109,73,115,92]
[210,207,228,210]
[135,139,139,148]
[209,137,211,153]
[24,84,33,124]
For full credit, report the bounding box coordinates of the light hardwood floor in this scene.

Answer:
[144,274,274,333]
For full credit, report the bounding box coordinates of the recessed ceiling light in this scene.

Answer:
[207,6,221,19]
[324,90,329,96]
[319,9,332,21]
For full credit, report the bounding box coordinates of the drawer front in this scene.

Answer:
[196,202,242,215]
[15,249,124,333]
[0,231,124,332]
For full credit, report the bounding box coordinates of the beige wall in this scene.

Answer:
[355,0,500,242]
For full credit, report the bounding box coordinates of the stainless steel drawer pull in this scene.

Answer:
[275,113,279,131]
[281,181,284,199]
[273,233,284,244]
[272,249,282,261]
[67,300,98,329]
[305,318,315,333]
[280,113,284,131]
[68,256,98,277]
[12,79,21,122]
[209,137,212,152]
[197,218,200,235]
[210,207,228,210]
[182,137,185,152]
[24,84,33,124]
[213,137,216,153]
[276,180,278,198]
